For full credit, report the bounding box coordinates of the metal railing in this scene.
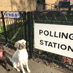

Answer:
[31,11,73,73]
[0,10,73,72]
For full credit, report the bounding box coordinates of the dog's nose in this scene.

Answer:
[22,45,25,48]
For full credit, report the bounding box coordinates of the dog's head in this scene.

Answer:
[14,39,26,50]
[0,44,4,52]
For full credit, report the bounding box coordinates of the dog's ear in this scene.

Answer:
[14,43,17,48]
[0,44,4,50]
[24,40,26,43]
[18,43,21,45]
[2,45,5,50]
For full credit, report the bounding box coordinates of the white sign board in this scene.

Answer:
[34,23,73,58]
[5,12,20,18]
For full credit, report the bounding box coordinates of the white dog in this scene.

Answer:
[11,39,30,73]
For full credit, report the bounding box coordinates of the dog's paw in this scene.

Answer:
[7,68,10,71]
[17,68,20,72]
[28,70,31,73]
[23,72,25,73]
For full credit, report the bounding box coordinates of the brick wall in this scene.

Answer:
[45,0,59,10]
[0,0,36,12]
[0,0,36,26]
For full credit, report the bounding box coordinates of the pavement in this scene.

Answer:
[0,45,63,73]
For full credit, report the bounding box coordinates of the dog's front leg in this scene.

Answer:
[4,59,10,71]
[26,60,30,73]
[20,62,25,73]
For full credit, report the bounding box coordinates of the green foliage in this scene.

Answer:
[0,26,4,33]
[0,22,28,45]
[39,51,41,54]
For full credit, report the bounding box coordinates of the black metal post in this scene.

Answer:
[23,12,28,48]
[21,21,24,39]
[24,12,28,48]
[27,12,33,58]
[23,12,27,40]
[1,11,8,43]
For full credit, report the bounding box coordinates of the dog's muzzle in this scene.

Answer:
[18,43,26,50]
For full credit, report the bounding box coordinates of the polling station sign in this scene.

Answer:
[5,12,20,18]
[34,23,73,58]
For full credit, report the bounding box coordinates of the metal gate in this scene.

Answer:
[0,11,73,72]
[30,11,73,73]
[0,11,27,44]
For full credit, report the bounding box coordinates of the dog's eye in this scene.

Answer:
[19,44,21,47]
[24,43,25,45]
[22,42,25,45]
